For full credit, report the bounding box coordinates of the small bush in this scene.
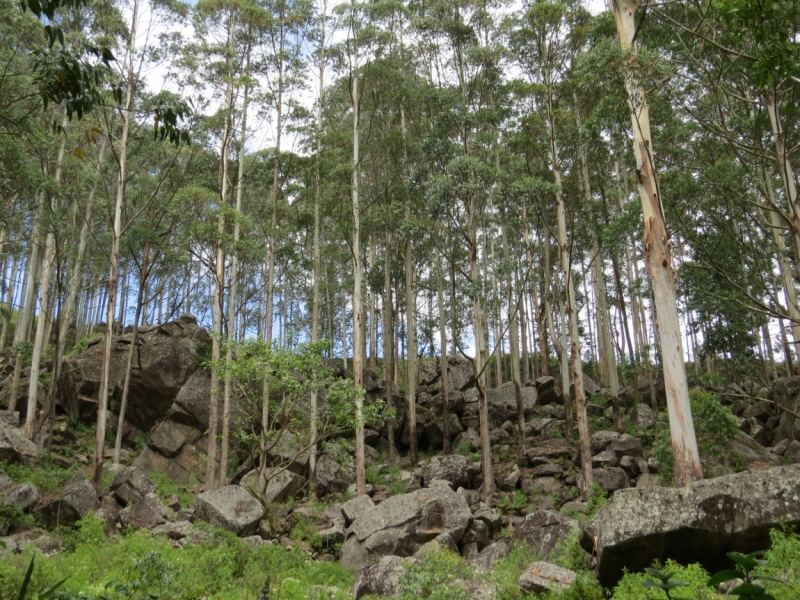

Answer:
[1,460,77,494]
[651,389,739,484]
[395,545,473,600]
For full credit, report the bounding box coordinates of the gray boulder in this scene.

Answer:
[470,540,511,573]
[511,510,592,560]
[40,479,100,528]
[631,404,656,428]
[590,464,800,587]
[342,494,376,526]
[240,468,304,504]
[0,469,12,492]
[518,562,577,595]
[111,466,157,506]
[1,482,39,512]
[0,420,38,465]
[340,485,472,571]
[352,555,411,599]
[422,454,472,488]
[593,467,630,492]
[486,383,537,425]
[194,485,263,537]
[119,493,165,530]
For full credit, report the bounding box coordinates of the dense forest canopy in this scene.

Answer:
[1,0,799,489]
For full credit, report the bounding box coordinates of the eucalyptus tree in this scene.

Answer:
[610,0,702,486]
[511,0,594,488]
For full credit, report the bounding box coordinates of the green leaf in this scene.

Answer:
[16,556,35,600]
[708,569,742,587]
[729,581,768,595]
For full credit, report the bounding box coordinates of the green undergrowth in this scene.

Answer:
[147,472,197,509]
[0,460,78,494]
[648,389,740,485]
[0,515,353,600]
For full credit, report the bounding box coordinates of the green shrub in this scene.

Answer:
[0,520,353,600]
[0,461,77,494]
[147,472,196,509]
[395,545,473,600]
[651,389,739,484]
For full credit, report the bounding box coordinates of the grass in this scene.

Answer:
[0,515,354,600]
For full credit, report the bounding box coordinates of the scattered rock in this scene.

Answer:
[591,464,800,587]
[194,485,263,537]
[111,466,157,506]
[631,404,656,429]
[470,540,511,573]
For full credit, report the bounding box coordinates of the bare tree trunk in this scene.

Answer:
[206,11,235,489]
[501,214,525,456]
[612,0,702,486]
[436,243,450,454]
[351,11,366,496]
[384,230,396,464]
[90,0,140,484]
[113,236,150,464]
[309,0,326,497]
[220,47,251,488]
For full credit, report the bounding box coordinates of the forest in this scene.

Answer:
[1,0,799,497]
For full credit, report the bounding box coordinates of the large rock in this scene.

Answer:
[424,413,464,450]
[1,482,39,512]
[240,468,304,504]
[110,466,157,505]
[0,420,38,464]
[40,479,100,528]
[631,404,656,429]
[518,562,576,595]
[313,443,355,497]
[342,495,376,526]
[340,486,473,571]
[590,464,800,587]
[119,493,166,530]
[352,555,411,599]
[57,315,209,429]
[512,510,592,560]
[486,383,538,426]
[194,485,263,537]
[422,455,472,488]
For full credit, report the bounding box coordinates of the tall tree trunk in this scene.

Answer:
[384,231,396,464]
[90,0,140,484]
[351,10,366,495]
[113,235,150,464]
[401,102,418,467]
[220,47,251,488]
[206,11,235,489]
[501,214,525,456]
[309,0,326,497]
[436,242,450,454]
[612,0,702,487]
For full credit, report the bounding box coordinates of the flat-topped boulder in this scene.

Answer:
[194,485,263,537]
[590,464,800,587]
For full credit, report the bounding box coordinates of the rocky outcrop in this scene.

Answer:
[340,486,473,571]
[591,464,800,587]
[58,315,210,428]
[194,485,263,537]
[422,455,474,489]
